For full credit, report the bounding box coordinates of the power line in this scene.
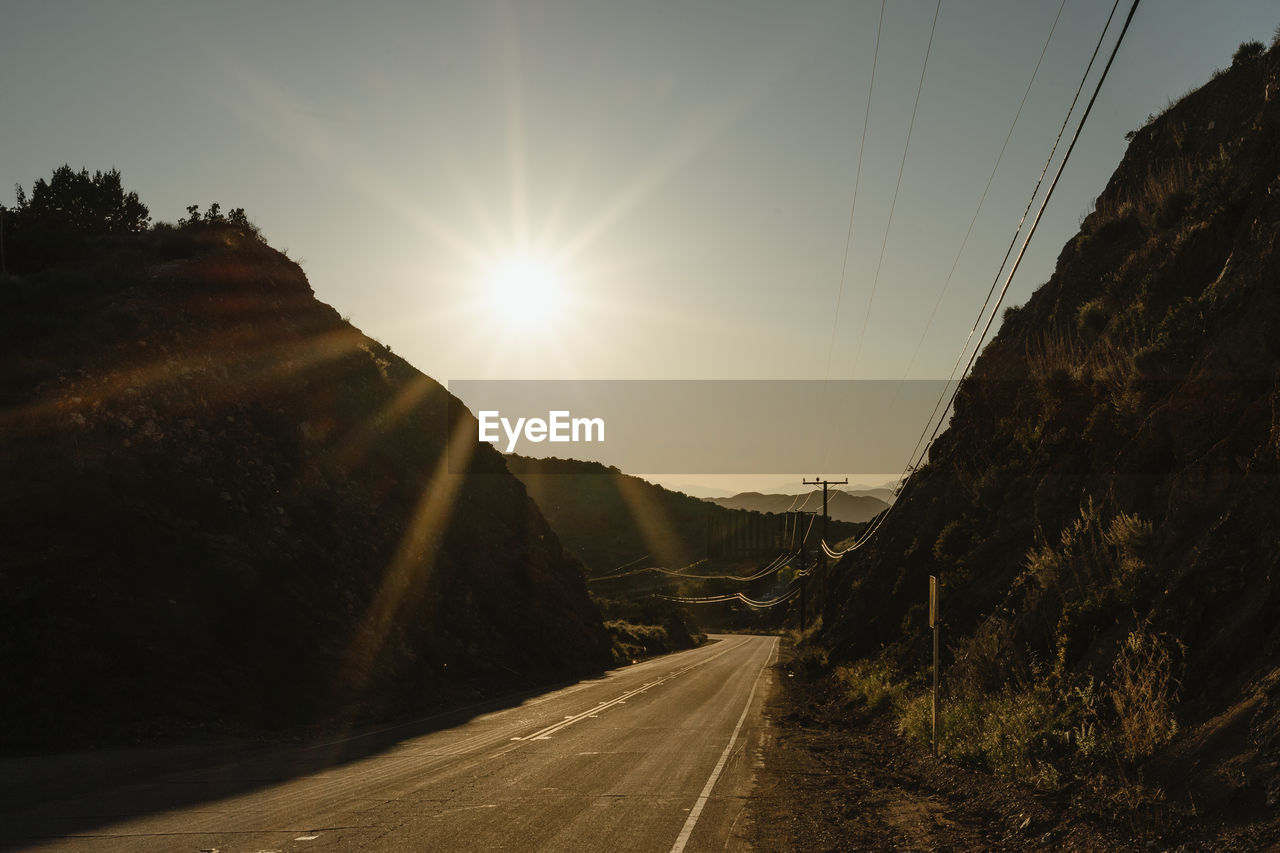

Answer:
[602,553,650,576]
[903,0,1125,482]
[918,0,1143,461]
[898,0,1069,383]
[822,0,1141,560]
[662,584,802,609]
[877,0,1119,535]
[822,0,886,382]
[849,0,943,379]
[588,553,791,584]
[739,587,801,609]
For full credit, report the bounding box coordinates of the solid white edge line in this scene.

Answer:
[668,637,777,853]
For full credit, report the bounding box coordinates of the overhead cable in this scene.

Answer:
[819,0,1139,560]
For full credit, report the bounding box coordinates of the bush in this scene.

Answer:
[605,620,671,664]
[1110,629,1182,762]
[949,616,1017,694]
[1076,298,1110,335]
[946,690,1052,780]
[794,644,829,677]
[1232,39,1265,66]
[932,519,970,563]
[178,203,264,242]
[595,597,703,650]
[1104,512,1154,598]
[837,658,904,713]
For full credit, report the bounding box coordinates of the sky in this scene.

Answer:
[4,1,1277,491]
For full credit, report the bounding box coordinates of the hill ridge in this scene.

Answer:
[0,224,611,749]
[818,39,1280,814]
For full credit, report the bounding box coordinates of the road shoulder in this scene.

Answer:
[746,640,1152,852]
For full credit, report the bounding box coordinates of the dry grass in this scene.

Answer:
[1104,512,1155,592]
[1023,326,1142,416]
[1092,158,1198,227]
[877,503,1172,784]
[893,676,1063,788]
[1110,628,1183,762]
[837,658,906,714]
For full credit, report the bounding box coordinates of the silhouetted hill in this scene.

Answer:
[710,490,889,524]
[662,483,737,499]
[819,41,1280,816]
[0,224,611,750]
[503,455,864,576]
[752,480,897,504]
[505,455,744,573]
[855,487,896,505]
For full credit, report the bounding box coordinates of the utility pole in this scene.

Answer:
[803,476,848,601]
[798,533,806,631]
[794,510,816,631]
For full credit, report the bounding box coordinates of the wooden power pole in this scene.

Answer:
[803,477,847,600]
[794,510,815,631]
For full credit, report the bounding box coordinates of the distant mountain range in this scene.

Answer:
[755,480,898,498]
[707,490,890,524]
[656,484,738,499]
[657,480,897,501]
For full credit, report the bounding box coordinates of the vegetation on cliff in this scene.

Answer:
[818,36,1280,836]
[0,177,612,749]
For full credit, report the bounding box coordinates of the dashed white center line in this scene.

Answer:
[510,640,746,742]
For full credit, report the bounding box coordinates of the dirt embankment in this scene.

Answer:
[748,642,1280,852]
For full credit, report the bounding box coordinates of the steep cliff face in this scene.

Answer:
[821,43,1280,793]
[0,225,611,749]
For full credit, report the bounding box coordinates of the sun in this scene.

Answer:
[484,253,566,333]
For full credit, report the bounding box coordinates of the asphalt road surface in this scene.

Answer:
[0,634,777,852]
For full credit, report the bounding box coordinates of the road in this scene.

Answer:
[0,634,777,853]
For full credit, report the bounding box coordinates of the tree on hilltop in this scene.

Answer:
[13,165,150,234]
[4,165,151,272]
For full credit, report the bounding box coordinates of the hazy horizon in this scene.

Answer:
[640,474,899,498]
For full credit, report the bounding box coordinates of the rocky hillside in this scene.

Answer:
[0,223,611,749]
[820,40,1280,820]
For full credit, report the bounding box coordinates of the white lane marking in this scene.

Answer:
[302,668,610,750]
[512,680,663,740]
[512,639,747,742]
[206,641,756,834]
[430,803,497,819]
[668,637,777,853]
